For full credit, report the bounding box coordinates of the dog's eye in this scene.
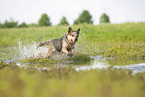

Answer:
[72,35,74,37]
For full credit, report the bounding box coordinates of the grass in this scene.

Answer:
[0,61,145,97]
[23,57,58,64]
[0,22,145,60]
[22,52,91,65]
[0,23,145,97]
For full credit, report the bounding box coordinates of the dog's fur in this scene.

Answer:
[36,27,80,58]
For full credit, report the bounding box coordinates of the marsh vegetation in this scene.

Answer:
[0,23,145,97]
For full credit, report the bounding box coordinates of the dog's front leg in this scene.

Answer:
[61,49,69,55]
[69,49,75,57]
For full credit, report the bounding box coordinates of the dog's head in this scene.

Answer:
[67,27,80,44]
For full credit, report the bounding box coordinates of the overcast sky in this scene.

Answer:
[0,0,145,25]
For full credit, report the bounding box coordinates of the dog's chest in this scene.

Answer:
[67,45,72,52]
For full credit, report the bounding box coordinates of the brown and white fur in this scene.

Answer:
[36,27,80,58]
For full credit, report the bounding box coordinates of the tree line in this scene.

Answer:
[0,10,110,28]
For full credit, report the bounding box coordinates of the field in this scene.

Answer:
[0,22,145,97]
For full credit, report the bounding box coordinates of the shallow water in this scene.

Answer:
[2,55,145,75]
[6,55,144,75]
[2,41,145,75]
[113,63,145,74]
[75,58,109,71]
[76,60,145,74]
[74,56,145,74]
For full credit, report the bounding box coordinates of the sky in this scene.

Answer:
[0,0,145,25]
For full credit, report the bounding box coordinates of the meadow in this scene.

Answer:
[0,22,145,59]
[0,22,145,97]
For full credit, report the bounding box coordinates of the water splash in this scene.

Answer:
[18,41,48,59]
[17,41,74,60]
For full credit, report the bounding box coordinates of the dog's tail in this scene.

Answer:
[36,40,52,49]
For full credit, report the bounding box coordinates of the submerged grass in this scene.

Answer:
[0,61,145,97]
[66,52,92,63]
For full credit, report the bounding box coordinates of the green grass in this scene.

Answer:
[0,23,145,97]
[0,61,145,97]
[0,22,145,59]
[22,52,91,65]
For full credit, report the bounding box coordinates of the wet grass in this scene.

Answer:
[22,52,91,66]
[0,23,145,97]
[23,57,58,64]
[107,58,145,66]
[0,61,145,97]
[0,60,8,69]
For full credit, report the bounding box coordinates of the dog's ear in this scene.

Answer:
[77,28,80,34]
[68,27,72,34]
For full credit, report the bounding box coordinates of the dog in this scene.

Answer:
[36,27,80,58]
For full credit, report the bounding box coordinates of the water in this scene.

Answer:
[76,60,145,74]
[75,56,145,74]
[12,57,145,74]
[113,63,145,75]
[75,58,110,71]
[18,41,48,59]
[2,41,145,75]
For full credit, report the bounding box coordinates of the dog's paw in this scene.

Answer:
[67,52,74,57]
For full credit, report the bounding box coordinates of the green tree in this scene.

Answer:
[74,10,93,25]
[18,22,28,28]
[58,16,69,26]
[4,18,18,28]
[38,13,51,26]
[28,23,38,27]
[100,13,110,24]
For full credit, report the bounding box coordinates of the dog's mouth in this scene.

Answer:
[71,39,76,44]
